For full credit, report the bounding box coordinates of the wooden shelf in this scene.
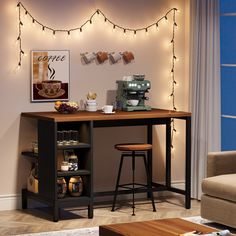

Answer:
[21,151,38,161]
[57,142,90,150]
[57,169,90,177]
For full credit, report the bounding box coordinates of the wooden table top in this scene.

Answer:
[99,218,216,236]
[21,109,191,122]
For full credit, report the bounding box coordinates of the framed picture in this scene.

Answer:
[31,50,70,102]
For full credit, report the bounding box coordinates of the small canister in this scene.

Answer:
[68,154,78,171]
[69,176,83,197]
[61,161,69,171]
[57,177,67,198]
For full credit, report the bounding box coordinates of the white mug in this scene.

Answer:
[86,100,98,112]
[82,52,96,64]
[110,52,122,64]
[102,105,113,113]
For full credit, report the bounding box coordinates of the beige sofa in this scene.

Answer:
[201,151,236,228]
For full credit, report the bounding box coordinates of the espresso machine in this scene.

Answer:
[116,75,152,111]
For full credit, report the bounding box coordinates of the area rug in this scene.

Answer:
[17,227,99,236]
[17,216,235,235]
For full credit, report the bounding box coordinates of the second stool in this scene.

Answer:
[111,143,156,215]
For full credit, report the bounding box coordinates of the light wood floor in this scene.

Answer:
[0,196,201,235]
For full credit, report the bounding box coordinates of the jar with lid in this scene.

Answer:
[57,177,67,198]
[69,176,83,197]
[31,141,38,154]
[61,161,69,171]
[68,154,78,171]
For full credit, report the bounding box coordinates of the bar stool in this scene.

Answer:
[111,143,156,216]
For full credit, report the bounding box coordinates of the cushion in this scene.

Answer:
[202,174,236,203]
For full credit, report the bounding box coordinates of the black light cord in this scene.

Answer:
[17,2,23,68]
[16,2,179,147]
[17,2,178,66]
[170,9,178,149]
[17,2,178,149]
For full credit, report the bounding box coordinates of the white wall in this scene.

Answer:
[0,0,189,210]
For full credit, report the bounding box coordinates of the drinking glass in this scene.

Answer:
[71,130,79,144]
[63,130,71,145]
[57,131,64,146]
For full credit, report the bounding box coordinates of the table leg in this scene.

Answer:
[22,189,28,209]
[185,117,191,209]
[147,124,153,180]
[166,119,171,188]
[53,202,59,222]
[88,202,93,218]
[147,124,153,198]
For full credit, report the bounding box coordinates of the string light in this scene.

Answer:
[16,1,178,67]
[17,1,23,69]
[168,8,178,150]
[16,1,179,152]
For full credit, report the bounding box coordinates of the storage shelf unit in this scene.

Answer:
[21,118,93,222]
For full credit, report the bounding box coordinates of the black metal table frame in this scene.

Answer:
[93,116,191,209]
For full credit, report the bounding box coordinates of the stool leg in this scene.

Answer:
[143,155,156,212]
[132,151,135,216]
[111,155,124,212]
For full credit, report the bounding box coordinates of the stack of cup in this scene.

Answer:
[86,100,97,112]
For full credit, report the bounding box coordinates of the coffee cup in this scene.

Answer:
[102,105,113,113]
[110,52,122,64]
[97,51,108,63]
[127,99,139,106]
[37,80,62,96]
[86,100,98,112]
[122,51,135,63]
[82,52,96,64]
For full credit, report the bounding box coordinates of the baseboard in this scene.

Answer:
[0,194,21,211]
[0,181,185,211]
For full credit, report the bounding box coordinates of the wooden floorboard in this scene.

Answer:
[0,196,201,235]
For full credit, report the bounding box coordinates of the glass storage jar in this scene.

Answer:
[69,176,83,197]
[68,154,78,171]
[57,177,67,198]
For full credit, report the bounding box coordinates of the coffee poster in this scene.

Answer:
[31,50,69,102]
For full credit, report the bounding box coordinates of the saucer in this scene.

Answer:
[101,111,115,114]
[38,89,65,98]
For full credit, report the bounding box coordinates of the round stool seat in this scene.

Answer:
[115,143,152,151]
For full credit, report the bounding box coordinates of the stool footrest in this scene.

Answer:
[118,183,147,188]
[118,186,148,191]
[118,183,149,191]
[121,152,146,157]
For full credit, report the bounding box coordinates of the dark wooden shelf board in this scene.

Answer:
[57,169,91,177]
[21,151,38,160]
[57,142,91,150]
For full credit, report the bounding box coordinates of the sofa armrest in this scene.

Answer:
[207,151,236,177]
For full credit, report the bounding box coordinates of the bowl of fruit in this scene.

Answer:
[54,101,79,114]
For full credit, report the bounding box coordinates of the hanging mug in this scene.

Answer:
[109,52,122,64]
[81,52,96,64]
[122,51,135,63]
[97,51,108,63]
